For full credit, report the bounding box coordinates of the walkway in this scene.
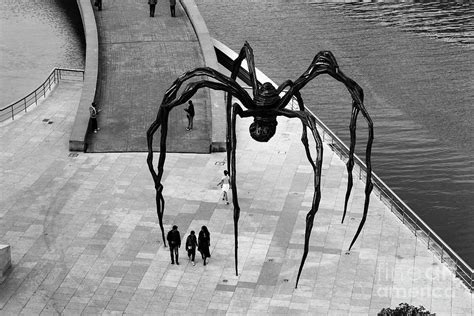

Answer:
[87,0,211,153]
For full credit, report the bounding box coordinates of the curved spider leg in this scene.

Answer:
[147,107,170,247]
[230,42,260,97]
[162,67,254,108]
[329,69,373,250]
[277,108,323,289]
[147,78,255,247]
[342,105,359,224]
[228,102,247,276]
[277,52,374,250]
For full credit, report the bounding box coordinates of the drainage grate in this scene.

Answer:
[68,153,79,157]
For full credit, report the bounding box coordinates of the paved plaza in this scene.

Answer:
[88,0,211,153]
[0,0,473,315]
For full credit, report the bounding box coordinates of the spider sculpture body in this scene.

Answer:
[147,42,374,288]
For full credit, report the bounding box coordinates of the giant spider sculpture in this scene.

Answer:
[147,42,373,288]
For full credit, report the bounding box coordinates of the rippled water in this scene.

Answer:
[330,1,474,47]
[0,0,85,106]
[309,1,474,265]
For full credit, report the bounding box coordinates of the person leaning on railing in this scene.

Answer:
[89,102,101,133]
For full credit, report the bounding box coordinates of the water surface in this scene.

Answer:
[0,0,85,106]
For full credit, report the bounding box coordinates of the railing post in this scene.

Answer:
[24,98,27,112]
[470,272,473,292]
[440,247,444,263]
[34,91,37,105]
[402,211,405,224]
[11,107,14,120]
[427,231,430,249]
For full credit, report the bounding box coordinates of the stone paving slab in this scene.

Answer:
[88,0,211,153]
[0,80,472,315]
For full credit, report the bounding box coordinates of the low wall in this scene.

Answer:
[69,0,99,152]
[180,0,226,152]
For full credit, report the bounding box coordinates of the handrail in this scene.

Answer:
[213,41,473,291]
[0,67,84,123]
[292,101,474,292]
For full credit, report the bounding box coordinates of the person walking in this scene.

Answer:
[169,0,176,17]
[198,226,211,265]
[184,100,195,131]
[167,225,181,264]
[185,231,198,266]
[148,0,157,17]
[89,102,100,133]
[95,0,102,11]
[217,170,230,204]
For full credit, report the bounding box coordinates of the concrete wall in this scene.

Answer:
[69,0,99,152]
[180,0,226,152]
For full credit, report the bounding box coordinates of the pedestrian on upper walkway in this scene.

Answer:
[169,0,176,17]
[184,100,195,131]
[148,0,157,17]
[95,0,102,11]
[167,225,181,265]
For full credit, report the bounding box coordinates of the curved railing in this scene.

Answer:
[0,68,84,123]
[213,40,473,291]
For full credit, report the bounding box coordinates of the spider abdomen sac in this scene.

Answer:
[249,117,278,142]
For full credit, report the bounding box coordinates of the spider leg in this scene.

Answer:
[147,107,170,247]
[230,42,260,97]
[342,106,358,224]
[277,108,323,289]
[228,103,244,276]
[162,67,254,109]
[147,73,255,248]
[277,52,374,250]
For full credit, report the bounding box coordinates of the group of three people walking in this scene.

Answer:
[167,225,211,266]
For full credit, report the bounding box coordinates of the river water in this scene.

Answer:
[1,0,473,266]
[0,0,85,106]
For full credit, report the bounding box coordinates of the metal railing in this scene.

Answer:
[285,98,473,291]
[0,68,84,123]
[216,42,473,291]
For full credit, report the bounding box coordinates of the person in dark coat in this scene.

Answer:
[185,231,198,265]
[167,225,181,264]
[148,0,157,17]
[169,0,176,17]
[198,226,211,265]
[184,100,195,131]
[95,0,102,11]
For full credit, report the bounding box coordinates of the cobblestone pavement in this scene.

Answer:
[88,0,211,153]
[0,82,472,314]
